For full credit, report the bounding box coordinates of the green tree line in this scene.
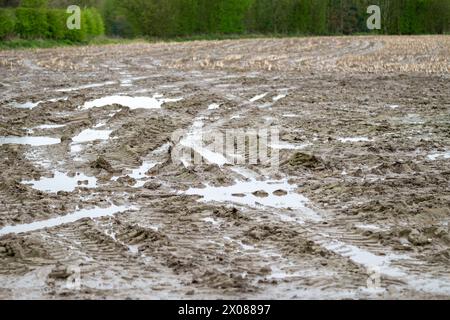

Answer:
[0,0,104,41]
[102,0,449,36]
[1,0,449,41]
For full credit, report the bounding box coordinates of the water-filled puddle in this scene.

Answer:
[0,205,133,237]
[129,161,157,179]
[317,237,450,295]
[272,142,311,150]
[10,97,68,109]
[184,179,320,221]
[250,93,268,102]
[70,129,112,158]
[11,101,41,109]
[179,118,320,220]
[72,129,112,144]
[65,128,112,161]
[338,137,373,143]
[31,124,66,130]
[273,93,287,101]
[179,119,228,167]
[208,103,221,110]
[202,217,220,226]
[258,103,273,109]
[404,114,425,125]
[427,151,450,161]
[70,144,83,154]
[112,142,170,186]
[319,239,409,278]
[355,224,385,231]
[120,76,149,87]
[56,81,116,92]
[115,161,158,188]
[223,236,255,251]
[22,171,97,193]
[0,136,61,146]
[81,95,183,110]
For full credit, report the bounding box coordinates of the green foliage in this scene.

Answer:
[217,0,253,34]
[91,8,105,36]
[65,8,87,42]
[1,0,449,44]
[174,0,198,35]
[46,8,65,39]
[0,0,106,42]
[0,8,16,39]
[102,0,135,37]
[110,0,450,38]
[83,8,105,37]
[20,0,48,8]
[84,7,94,36]
[15,7,48,38]
[0,1,21,8]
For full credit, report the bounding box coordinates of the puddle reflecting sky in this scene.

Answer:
[56,81,116,92]
[72,129,112,143]
[81,95,183,110]
[185,179,320,221]
[338,137,373,143]
[0,205,133,236]
[427,151,450,161]
[11,101,41,109]
[0,136,61,146]
[250,93,268,102]
[23,171,97,193]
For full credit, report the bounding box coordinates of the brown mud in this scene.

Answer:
[0,36,449,299]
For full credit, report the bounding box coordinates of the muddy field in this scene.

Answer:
[0,35,449,299]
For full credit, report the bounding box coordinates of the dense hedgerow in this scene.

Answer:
[84,8,105,38]
[91,8,105,36]
[46,9,66,40]
[15,8,49,38]
[64,8,88,42]
[0,9,16,40]
[1,7,104,42]
[104,0,450,37]
[84,8,95,37]
[20,0,49,8]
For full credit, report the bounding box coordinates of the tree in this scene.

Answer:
[5,0,448,40]
[0,8,16,39]
[20,0,48,8]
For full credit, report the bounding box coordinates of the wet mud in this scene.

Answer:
[0,36,449,299]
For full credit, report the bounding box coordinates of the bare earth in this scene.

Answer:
[0,36,449,299]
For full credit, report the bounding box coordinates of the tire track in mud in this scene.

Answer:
[1,36,449,298]
[3,78,446,298]
[0,103,447,298]
[0,214,196,298]
[169,89,450,298]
